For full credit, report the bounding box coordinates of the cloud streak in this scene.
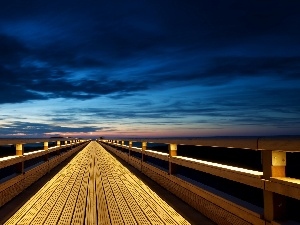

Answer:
[0,0,300,137]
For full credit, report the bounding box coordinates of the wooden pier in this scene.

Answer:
[1,141,213,225]
[1,136,300,224]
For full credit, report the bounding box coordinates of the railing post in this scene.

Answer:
[44,142,49,161]
[129,141,132,157]
[16,144,23,156]
[44,142,48,150]
[142,141,147,161]
[262,150,286,222]
[169,144,177,175]
[15,144,24,174]
[141,142,147,171]
[56,141,61,155]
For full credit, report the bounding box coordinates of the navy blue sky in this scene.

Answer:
[0,0,300,138]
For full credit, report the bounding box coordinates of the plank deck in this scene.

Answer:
[4,141,193,225]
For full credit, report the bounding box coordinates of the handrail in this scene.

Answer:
[170,156,264,189]
[100,138,300,225]
[106,136,300,151]
[0,138,89,208]
[0,138,81,145]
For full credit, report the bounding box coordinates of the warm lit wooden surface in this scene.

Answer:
[4,141,191,225]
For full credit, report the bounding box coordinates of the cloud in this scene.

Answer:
[0,0,299,138]
[1,0,300,105]
[0,34,27,65]
[205,56,300,79]
[0,121,101,137]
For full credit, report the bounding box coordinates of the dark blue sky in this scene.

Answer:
[1,0,300,138]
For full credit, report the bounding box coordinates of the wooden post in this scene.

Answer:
[16,144,23,156]
[56,141,61,155]
[169,144,177,175]
[142,142,147,161]
[44,142,48,150]
[129,141,132,157]
[141,142,147,171]
[44,142,49,161]
[262,150,286,222]
[15,144,24,174]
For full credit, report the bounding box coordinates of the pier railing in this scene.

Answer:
[0,138,89,207]
[99,137,300,225]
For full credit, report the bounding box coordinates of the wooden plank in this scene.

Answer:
[23,162,49,189]
[100,162,124,224]
[106,170,136,224]
[85,147,97,225]
[122,168,189,224]
[58,151,89,224]
[44,151,85,225]
[265,177,300,200]
[130,147,142,153]
[113,172,151,224]
[98,148,129,224]
[128,156,142,170]
[4,143,86,225]
[170,156,264,189]
[108,160,165,224]
[3,160,74,225]
[117,172,164,224]
[11,170,67,224]
[100,143,163,224]
[0,156,23,169]
[169,173,264,225]
[29,161,77,224]
[71,148,91,225]
[144,150,169,161]
[0,174,24,192]
[99,144,189,225]
[94,149,111,225]
[24,150,47,161]
[142,163,256,225]
[99,152,137,224]
[0,180,25,211]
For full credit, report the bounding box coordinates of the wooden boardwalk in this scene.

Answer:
[4,141,201,225]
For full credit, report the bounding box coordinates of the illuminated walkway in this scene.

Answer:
[4,141,213,225]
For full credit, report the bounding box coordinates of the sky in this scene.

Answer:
[0,0,300,138]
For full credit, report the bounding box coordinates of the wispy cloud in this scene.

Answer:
[0,0,300,137]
